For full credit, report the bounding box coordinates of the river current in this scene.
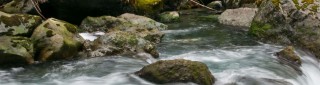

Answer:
[0,10,319,85]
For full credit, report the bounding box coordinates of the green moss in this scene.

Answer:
[136,59,215,85]
[112,32,139,47]
[249,21,273,37]
[131,0,164,15]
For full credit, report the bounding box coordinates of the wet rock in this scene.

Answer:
[118,13,167,31]
[31,18,83,62]
[0,36,34,65]
[276,46,301,66]
[0,0,34,14]
[249,0,320,58]
[135,59,215,85]
[0,11,42,36]
[158,11,180,23]
[80,13,166,43]
[219,8,258,29]
[86,31,159,58]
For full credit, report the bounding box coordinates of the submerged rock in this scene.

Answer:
[0,36,34,65]
[135,59,215,85]
[276,46,302,66]
[31,18,83,62]
[0,11,42,36]
[219,8,258,29]
[249,0,320,58]
[158,11,180,23]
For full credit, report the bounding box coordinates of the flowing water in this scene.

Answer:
[0,10,319,85]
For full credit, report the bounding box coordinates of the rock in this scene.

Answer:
[118,13,168,31]
[158,11,180,23]
[0,0,34,14]
[80,13,166,43]
[0,11,42,36]
[87,31,159,58]
[0,36,34,65]
[80,16,131,32]
[249,0,320,58]
[219,8,258,29]
[31,18,83,62]
[276,46,302,66]
[135,59,215,85]
[207,1,224,10]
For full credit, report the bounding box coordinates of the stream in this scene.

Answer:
[0,10,319,85]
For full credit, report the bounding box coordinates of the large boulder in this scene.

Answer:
[219,8,258,29]
[0,11,42,36]
[88,31,159,58]
[135,59,215,85]
[0,36,34,65]
[118,13,167,31]
[80,13,166,43]
[31,18,83,62]
[249,0,320,58]
[79,13,165,58]
[0,0,34,14]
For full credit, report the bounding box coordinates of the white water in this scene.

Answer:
[1,11,320,85]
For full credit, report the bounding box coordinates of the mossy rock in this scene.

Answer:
[0,36,34,65]
[118,13,168,31]
[80,16,132,32]
[276,46,302,66]
[0,0,33,13]
[90,31,159,58]
[158,11,180,23]
[31,18,83,62]
[135,59,215,85]
[0,11,42,37]
[130,0,164,16]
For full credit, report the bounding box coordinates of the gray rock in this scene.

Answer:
[249,0,320,58]
[219,8,258,29]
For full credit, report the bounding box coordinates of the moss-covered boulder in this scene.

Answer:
[80,13,166,43]
[0,36,34,65]
[31,18,83,62]
[249,0,320,58]
[87,31,159,58]
[118,13,167,31]
[0,11,42,36]
[135,59,215,85]
[276,46,302,66]
[129,0,164,16]
[158,11,180,23]
[0,0,34,13]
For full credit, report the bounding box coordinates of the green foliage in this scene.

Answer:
[249,21,272,37]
